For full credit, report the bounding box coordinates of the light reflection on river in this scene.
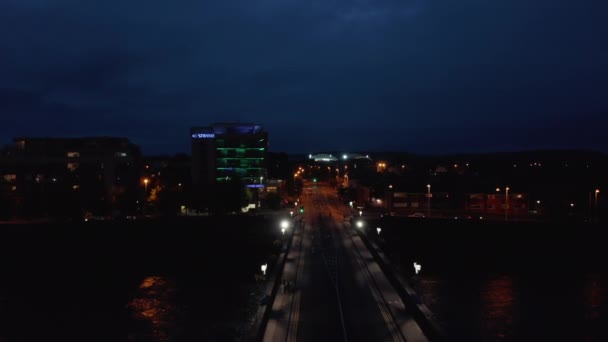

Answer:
[480,276,516,340]
[127,276,181,342]
[418,273,607,341]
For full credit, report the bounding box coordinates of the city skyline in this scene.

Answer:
[1,0,607,155]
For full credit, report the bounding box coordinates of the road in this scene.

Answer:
[263,183,428,342]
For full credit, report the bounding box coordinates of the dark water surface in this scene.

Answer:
[370,218,608,342]
[0,217,280,341]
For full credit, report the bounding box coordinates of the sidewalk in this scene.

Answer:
[345,221,429,342]
[262,221,305,342]
[354,223,446,341]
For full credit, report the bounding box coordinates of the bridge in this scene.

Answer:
[259,182,439,342]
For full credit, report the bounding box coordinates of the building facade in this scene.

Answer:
[466,193,529,217]
[0,137,141,219]
[191,123,268,209]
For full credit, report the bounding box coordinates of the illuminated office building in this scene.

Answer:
[191,123,268,189]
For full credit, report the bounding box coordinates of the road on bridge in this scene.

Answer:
[263,183,428,342]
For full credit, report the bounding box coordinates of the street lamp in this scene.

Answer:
[413,262,422,275]
[595,189,600,222]
[568,202,575,216]
[356,220,363,228]
[280,219,289,230]
[143,178,149,192]
[261,264,268,276]
[506,187,510,221]
[376,227,382,235]
[426,184,431,218]
[496,186,510,221]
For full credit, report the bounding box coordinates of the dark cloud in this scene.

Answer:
[0,0,607,154]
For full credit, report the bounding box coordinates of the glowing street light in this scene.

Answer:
[413,262,422,275]
[594,189,600,222]
[496,186,510,221]
[280,219,289,229]
[356,220,363,228]
[143,178,149,192]
[281,227,286,235]
[290,211,293,217]
[426,184,431,218]
[261,264,268,276]
[359,210,362,216]
[570,202,575,215]
[376,227,382,235]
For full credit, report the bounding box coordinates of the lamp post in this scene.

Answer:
[595,189,600,222]
[570,202,575,216]
[143,178,149,193]
[280,219,289,232]
[426,184,431,218]
[413,262,422,275]
[506,187,510,222]
[496,186,510,221]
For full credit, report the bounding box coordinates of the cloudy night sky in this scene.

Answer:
[1,0,607,155]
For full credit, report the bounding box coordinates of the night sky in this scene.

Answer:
[1,0,607,155]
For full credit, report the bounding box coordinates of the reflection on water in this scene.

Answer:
[583,274,606,342]
[416,272,608,341]
[127,276,181,342]
[480,276,516,341]
[419,276,444,323]
[584,274,603,319]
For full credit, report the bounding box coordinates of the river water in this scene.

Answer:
[418,272,607,341]
[372,218,608,341]
[0,218,279,341]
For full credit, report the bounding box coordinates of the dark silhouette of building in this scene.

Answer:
[0,137,141,219]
